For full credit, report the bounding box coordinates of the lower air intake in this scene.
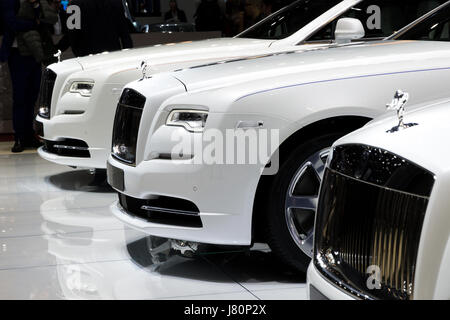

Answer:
[43,139,90,158]
[118,193,202,228]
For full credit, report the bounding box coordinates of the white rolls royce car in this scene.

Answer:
[35,0,442,169]
[307,92,450,300]
[107,2,450,272]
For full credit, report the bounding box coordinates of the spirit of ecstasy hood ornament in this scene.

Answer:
[139,61,151,80]
[54,50,62,63]
[386,90,418,133]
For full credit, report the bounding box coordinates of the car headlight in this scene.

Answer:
[69,81,94,97]
[166,110,208,132]
[39,106,50,119]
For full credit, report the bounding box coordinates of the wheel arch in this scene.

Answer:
[251,115,372,243]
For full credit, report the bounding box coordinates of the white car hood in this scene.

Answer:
[48,57,83,74]
[335,99,450,175]
[68,38,274,70]
[171,41,450,94]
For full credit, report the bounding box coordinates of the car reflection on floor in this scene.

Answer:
[0,153,306,300]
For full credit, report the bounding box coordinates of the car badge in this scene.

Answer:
[139,61,151,80]
[386,90,418,133]
[54,50,62,63]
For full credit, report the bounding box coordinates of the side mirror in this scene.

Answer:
[334,18,365,44]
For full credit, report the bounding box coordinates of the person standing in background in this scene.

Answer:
[68,0,133,57]
[0,0,36,63]
[164,0,187,23]
[16,0,59,65]
[0,0,57,153]
[52,0,72,53]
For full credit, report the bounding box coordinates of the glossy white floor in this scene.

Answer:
[0,148,307,300]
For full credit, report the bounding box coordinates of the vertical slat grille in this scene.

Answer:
[38,69,57,119]
[111,89,146,165]
[314,145,434,300]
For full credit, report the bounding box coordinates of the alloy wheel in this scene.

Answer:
[285,148,330,258]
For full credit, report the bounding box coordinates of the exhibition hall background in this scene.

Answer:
[0,0,293,135]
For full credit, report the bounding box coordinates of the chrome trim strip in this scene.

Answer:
[235,66,450,101]
[53,145,89,151]
[140,205,199,216]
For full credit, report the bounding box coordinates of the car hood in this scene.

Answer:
[68,38,274,70]
[335,98,450,175]
[170,41,450,94]
[48,57,83,74]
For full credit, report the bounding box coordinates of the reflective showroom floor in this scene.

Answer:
[0,145,307,300]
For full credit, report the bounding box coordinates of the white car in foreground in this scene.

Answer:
[35,0,440,169]
[106,1,450,273]
[308,91,450,300]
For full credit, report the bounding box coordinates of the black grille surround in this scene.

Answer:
[111,89,146,166]
[38,68,57,119]
[314,144,434,300]
[118,193,202,228]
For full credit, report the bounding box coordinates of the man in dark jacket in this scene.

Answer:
[164,0,187,23]
[0,0,36,62]
[1,0,43,153]
[68,0,133,57]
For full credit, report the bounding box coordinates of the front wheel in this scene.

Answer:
[263,132,346,272]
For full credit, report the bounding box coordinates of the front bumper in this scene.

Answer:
[107,155,262,246]
[36,115,110,168]
[307,263,355,300]
[37,146,107,169]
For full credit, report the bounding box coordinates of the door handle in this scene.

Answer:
[236,120,264,129]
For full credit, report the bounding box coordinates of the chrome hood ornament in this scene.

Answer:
[139,61,151,80]
[54,50,62,63]
[386,90,418,133]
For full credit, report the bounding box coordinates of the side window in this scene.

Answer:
[238,0,342,40]
[394,2,450,41]
[400,16,450,41]
[304,0,445,43]
[271,24,286,39]
[433,20,450,41]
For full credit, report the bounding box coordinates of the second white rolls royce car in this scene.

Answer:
[35,0,442,169]
[307,92,450,300]
[107,1,450,272]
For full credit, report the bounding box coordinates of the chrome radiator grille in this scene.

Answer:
[314,144,434,300]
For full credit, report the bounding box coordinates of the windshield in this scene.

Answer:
[391,2,450,41]
[237,0,342,40]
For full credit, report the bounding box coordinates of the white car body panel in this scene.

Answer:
[109,40,450,247]
[36,0,376,169]
[308,101,450,300]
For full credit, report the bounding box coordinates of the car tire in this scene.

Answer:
[263,131,347,273]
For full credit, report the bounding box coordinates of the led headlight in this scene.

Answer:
[39,107,50,118]
[69,81,94,97]
[166,110,208,132]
